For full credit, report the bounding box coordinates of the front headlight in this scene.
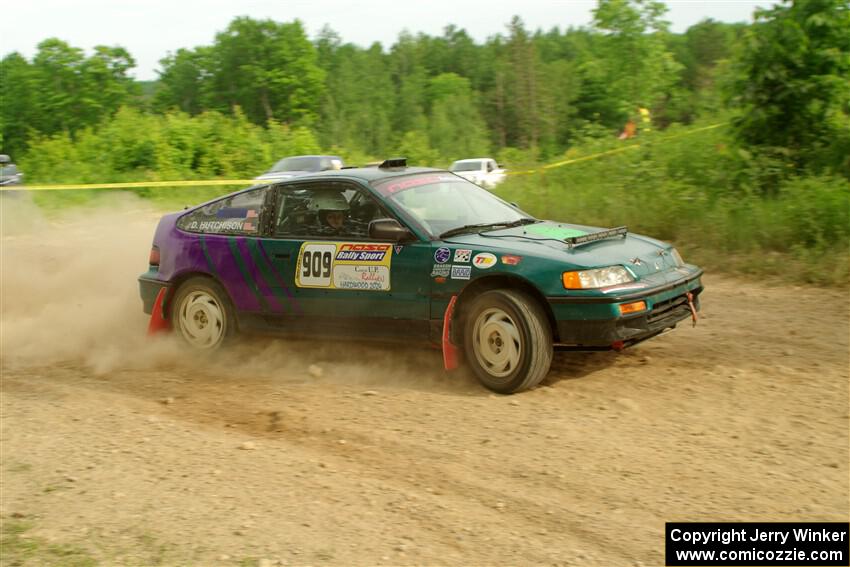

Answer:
[562,266,634,289]
[671,248,685,267]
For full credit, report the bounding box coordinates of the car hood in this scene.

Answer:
[442,220,678,277]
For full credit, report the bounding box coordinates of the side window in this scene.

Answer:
[274,183,390,239]
[177,186,269,235]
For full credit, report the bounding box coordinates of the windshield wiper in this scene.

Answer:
[439,218,537,239]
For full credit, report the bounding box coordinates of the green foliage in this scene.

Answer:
[154,18,325,126]
[0,52,37,154]
[213,18,325,124]
[396,130,439,166]
[0,39,138,155]
[5,7,847,286]
[726,0,850,178]
[585,0,683,124]
[495,123,850,285]
[19,107,323,209]
[426,73,490,160]
[153,47,213,115]
[1,521,97,567]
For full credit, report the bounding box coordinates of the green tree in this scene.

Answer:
[426,73,490,160]
[3,39,139,150]
[0,53,36,155]
[396,130,439,166]
[503,17,552,148]
[726,0,850,176]
[30,39,89,134]
[202,17,325,124]
[154,47,214,114]
[318,42,394,156]
[584,0,682,127]
[388,32,428,136]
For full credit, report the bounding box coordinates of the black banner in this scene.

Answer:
[666,522,849,566]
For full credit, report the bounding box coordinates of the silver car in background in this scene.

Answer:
[254,155,344,183]
[0,155,23,186]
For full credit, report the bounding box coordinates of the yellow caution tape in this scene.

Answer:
[0,123,726,191]
[0,179,257,192]
[506,122,727,176]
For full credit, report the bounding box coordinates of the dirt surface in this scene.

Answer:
[1,196,848,566]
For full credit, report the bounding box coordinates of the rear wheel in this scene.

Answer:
[171,277,236,349]
[462,289,553,394]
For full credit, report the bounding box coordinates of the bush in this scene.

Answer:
[495,123,849,285]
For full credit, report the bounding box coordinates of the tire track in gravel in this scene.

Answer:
[1,363,643,564]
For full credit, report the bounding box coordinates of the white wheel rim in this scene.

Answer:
[472,307,522,379]
[178,290,225,349]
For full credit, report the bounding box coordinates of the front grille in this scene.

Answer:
[647,293,691,327]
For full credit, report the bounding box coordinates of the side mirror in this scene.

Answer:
[369,218,414,242]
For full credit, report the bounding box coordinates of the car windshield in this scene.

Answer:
[449,161,482,172]
[373,173,531,238]
[269,157,324,173]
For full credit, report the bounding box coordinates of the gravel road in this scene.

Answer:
[2,197,847,566]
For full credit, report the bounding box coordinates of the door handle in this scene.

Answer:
[274,252,291,260]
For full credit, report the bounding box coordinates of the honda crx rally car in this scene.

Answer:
[139,158,703,393]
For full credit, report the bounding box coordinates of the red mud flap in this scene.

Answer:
[442,295,460,371]
[147,287,171,336]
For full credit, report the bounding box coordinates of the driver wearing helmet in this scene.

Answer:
[308,190,350,235]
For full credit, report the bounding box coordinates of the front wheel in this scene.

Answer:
[462,290,553,394]
[171,277,236,349]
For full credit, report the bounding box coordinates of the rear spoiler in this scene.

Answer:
[564,226,628,249]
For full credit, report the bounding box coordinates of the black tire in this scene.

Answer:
[170,276,237,350]
[462,289,553,394]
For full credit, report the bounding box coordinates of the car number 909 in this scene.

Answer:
[302,250,332,279]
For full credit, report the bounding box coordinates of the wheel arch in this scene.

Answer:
[451,274,558,343]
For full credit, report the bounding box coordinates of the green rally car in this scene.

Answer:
[139,158,703,394]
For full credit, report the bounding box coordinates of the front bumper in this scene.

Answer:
[547,270,703,349]
[139,275,171,315]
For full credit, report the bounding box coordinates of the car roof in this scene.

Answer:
[288,166,445,184]
[277,154,342,159]
[205,166,448,208]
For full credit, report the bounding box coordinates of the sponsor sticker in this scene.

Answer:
[501,254,522,265]
[451,265,471,280]
[216,207,248,218]
[472,252,497,269]
[333,265,390,291]
[296,242,392,290]
[215,208,258,220]
[394,245,403,255]
[526,224,588,239]
[430,264,451,278]
[434,247,451,264]
[453,249,472,263]
[334,243,391,262]
[190,220,245,231]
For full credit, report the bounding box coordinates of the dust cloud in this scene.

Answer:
[0,194,457,391]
